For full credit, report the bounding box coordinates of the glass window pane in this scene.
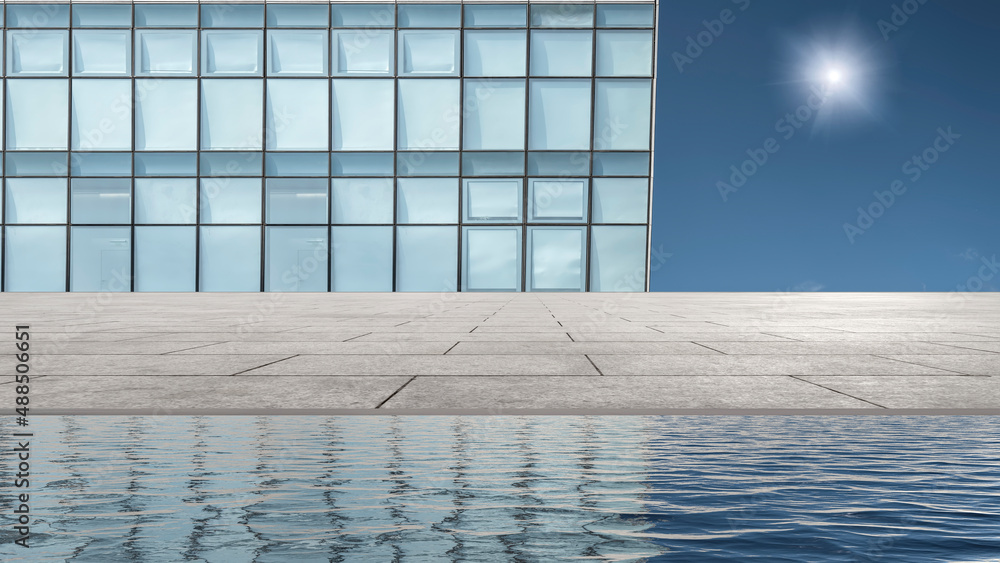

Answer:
[135,30,196,75]
[267,30,328,75]
[595,79,652,150]
[529,179,588,222]
[199,226,261,291]
[135,227,196,292]
[4,226,66,292]
[201,79,263,150]
[332,5,395,27]
[73,4,132,27]
[530,31,592,76]
[332,30,393,75]
[527,227,585,291]
[7,4,70,28]
[399,30,459,76]
[331,178,393,224]
[331,153,394,176]
[397,178,458,224]
[199,152,263,176]
[135,4,198,27]
[71,226,131,292]
[463,179,522,223]
[596,31,653,76]
[135,153,198,177]
[266,79,328,150]
[202,30,263,76]
[73,31,130,76]
[266,178,328,224]
[265,226,328,292]
[331,226,392,292]
[70,152,130,177]
[590,225,646,291]
[528,79,591,150]
[592,178,648,223]
[463,227,521,291]
[6,80,69,150]
[592,152,649,176]
[5,178,67,223]
[527,152,590,176]
[465,5,527,27]
[71,79,131,150]
[6,30,68,75]
[136,79,197,151]
[596,4,655,28]
[397,80,460,150]
[71,179,131,224]
[332,79,394,150]
[464,79,525,150]
[397,152,460,177]
[464,31,526,77]
[398,5,461,28]
[200,178,262,224]
[5,153,68,176]
[396,226,458,292]
[135,179,197,224]
[266,4,329,28]
[265,153,329,176]
[462,152,525,176]
[202,4,264,28]
[531,4,594,27]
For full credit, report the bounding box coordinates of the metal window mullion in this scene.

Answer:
[456,3,465,293]
[522,22,531,293]
[645,0,660,292]
[585,6,598,293]
[391,9,398,293]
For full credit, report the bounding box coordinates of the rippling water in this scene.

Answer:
[1,416,998,562]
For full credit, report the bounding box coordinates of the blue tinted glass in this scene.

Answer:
[7,30,69,75]
[463,227,521,291]
[267,30,328,75]
[399,30,459,76]
[530,30,592,76]
[135,4,198,27]
[73,4,132,27]
[332,4,395,27]
[5,179,67,223]
[397,152,460,176]
[7,4,70,28]
[135,178,197,224]
[463,179,522,223]
[5,153,68,177]
[527,152,590,176]
[397,178,458,224]
[72,31,130,76]
[201,79,263,150]
[202,30,264,75]
[199,226,261,291]
[265,227,328,292]
[596,4,655,27]
[461,153,525,176]
[331,226,393,291]
[200,178,262,224]
[590,225,646,291]
[135,227,197,292]
[398,5,461,28]
[465,5,527,27]
[396,226,458,292]
[135,30,197,75]
[202,4,265,28]
[592,178,648,223]
[528,79,591,150]
[397,80,461,150]
[267,4,329,27]
[595,79,652,150]
[265,153,329,177]
[596,30,653,76]
[464,80,525,150]
[528,179,588,222]
[331,178,393,224]
[592,152,649,176]
[530,4,594,27]
[4,226,66,292]
[464,31,526,76]
[332,30,394,75]
[71,79,132,150]
[6,80,69,149]
[332,80,394,150]
[69,153,131,177]
[330,153,394,176]
[266,179,328,224]
[267,80,328,149]
[134,153,198,177]
[136,80,198,150]
[71,179,131,224]
[527,227,585,291]
[70,226,131,292]
[199,152,263,176]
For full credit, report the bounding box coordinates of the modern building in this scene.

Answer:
[0,0,657,292]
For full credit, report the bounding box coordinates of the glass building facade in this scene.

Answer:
[0,1,656,292]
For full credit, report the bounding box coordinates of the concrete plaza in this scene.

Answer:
[3,292,999,413]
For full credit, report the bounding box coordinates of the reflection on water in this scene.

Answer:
[1,416,998,562]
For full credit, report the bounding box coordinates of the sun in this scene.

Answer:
[826,68,843,85]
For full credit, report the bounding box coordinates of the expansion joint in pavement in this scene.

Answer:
[230,355,299,376]
[377,376,418,408]
[789,375,888,409]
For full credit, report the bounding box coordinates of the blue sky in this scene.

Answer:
[649,0,1000,291]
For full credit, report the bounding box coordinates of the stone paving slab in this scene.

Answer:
[800,376,1000,409]
[239,354,601,376]
[587,354,963,376]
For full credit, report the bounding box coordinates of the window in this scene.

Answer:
[592,178,648,223]
[5,179,67,224]
[201,79,263,150]
[4,227,66,292]
[72,79,132,150]
[398,4,461,28]
[136,80,198,151]
[332,30,393,75]
[399,30,460,76]
[199,226,261,291]
[397,152,460,177]
[135,30,197,75]
[73,31,130,76]
[266,4,329,27]
[332,79,394,150]
[464,31,527,76]
[266,179,328,224]
[530,4,594,27]
[267,80,329,150]
[465,5,527,27]
[397,80,460,150]
[463,179,522,223]
[202,4,264,28]
[7,4,70,27]
[267,30,328,75]
[590,226,646,291]
[135,179,197,224]
[462,153,525,176]
[396,226,458,292]
[265,227,328,292]
[200,178,262,224]
[136,4,198,27]
[332,4,395,28]
[135,153,198,177]
[70,226,131,292]
[6,80,69,150]
[530,31,592,76]
[396,178,458,224]
[331,226,393,292]
[135,227,196,291]
[7,31,68,75]
[528,79,591,150]
[70,179,131,224]
[463,227,521,291]
[596,4,655,28]
[202,30,263,76]
[331,178,393,224]
[463,80,525,150]
[73,4,132,27]
[527,227,586,291]
[596,31,653,76]
[594,79,652,150]
[528,179,588,222]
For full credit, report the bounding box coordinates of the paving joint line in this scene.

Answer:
[760,332,803,342]
[584,354,604,375]
[788,375,888,409]
[443,342,459,355]
[873,354,972,376]
[567,332,575,342]
[162,342,224,355]
[342,332,372,342]
[927,342,1000,354]
[230,355,299,376]
[376,376,418,409]
[691,342,727,354]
